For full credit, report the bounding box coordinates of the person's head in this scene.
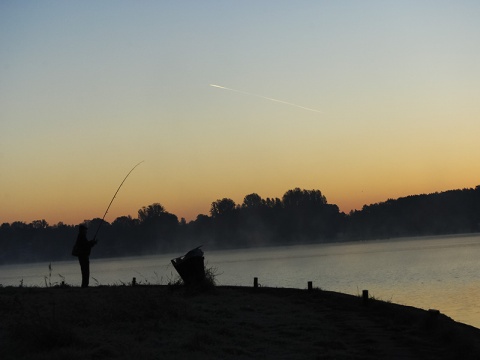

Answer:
[79,224,88,233]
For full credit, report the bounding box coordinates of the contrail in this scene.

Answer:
[209,84,322,113]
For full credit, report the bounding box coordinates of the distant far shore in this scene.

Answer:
[1,285,480,359]
[3,186,480,265]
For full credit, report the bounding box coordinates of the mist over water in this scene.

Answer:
[2,234,480,328]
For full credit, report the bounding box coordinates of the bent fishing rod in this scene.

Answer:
[93,161,144,241]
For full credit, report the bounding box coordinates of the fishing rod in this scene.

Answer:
[93,161,144,241]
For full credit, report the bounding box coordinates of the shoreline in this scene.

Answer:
[1,285,480,359]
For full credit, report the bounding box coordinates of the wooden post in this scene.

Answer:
[254,277,258,289]
[308,281,313,291]
[132,277,136,286]
[427,309,440,327]
[428,309,440,316]
[362,290,368,305]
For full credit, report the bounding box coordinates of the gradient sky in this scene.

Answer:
[1,1,479,225]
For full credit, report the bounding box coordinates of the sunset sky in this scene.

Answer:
[1,1,479,226]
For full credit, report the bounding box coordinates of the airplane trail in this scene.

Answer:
[209,84,322,113]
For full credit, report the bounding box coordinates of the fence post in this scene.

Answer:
[254,277,258,289]
[308,281,313,291]
[362,289,368,305]
[132,277,136,286]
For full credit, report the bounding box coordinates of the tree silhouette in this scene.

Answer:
[138,203,166,222]
[242,193,263,209]
[210,198,236,218]
[136,203,178,252]
[31,219,49,229]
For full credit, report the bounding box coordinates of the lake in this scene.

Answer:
[1,234,480,328]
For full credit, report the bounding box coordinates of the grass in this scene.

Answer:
[43,263,69,288]
[1,284,480,359]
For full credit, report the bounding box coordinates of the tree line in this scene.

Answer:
[1,186,479,265]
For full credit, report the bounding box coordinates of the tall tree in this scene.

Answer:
[138,203,165,222]
[210,198,236,218]
[242,193,263,209]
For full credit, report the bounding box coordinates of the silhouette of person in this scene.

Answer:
[72,224,97,288]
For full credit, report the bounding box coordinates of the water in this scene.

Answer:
[1,234,480,328]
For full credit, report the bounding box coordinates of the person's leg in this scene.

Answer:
[79,256,90,287]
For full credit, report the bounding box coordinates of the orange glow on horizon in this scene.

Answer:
[3,179,478,226]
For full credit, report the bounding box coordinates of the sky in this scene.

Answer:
[1,1,480,226]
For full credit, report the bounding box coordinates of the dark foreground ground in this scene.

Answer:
[1,285,480,359]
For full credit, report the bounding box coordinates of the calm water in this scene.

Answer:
[1,234,480,328]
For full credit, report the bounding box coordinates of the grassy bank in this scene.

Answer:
[1,285,479,359]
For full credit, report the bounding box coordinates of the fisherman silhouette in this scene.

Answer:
[72,224,97,288]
